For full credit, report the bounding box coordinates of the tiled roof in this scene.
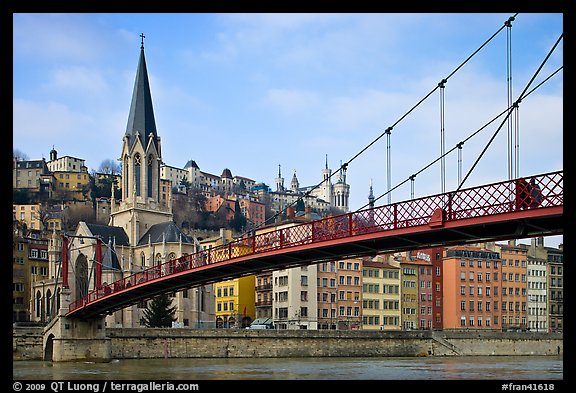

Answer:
[137,221,193,246]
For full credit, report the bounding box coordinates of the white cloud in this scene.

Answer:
[13,14,104,61]
[45,66,109,93]
[13,99,96,158]
[265,88,322,114]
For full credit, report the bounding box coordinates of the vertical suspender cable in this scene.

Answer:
[514,104,520,178]
[439,79,447,197]
[385,127,392,205]
[506,16,515,179]
[457,142,464,185]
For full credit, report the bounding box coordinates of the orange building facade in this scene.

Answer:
[498,241,529,330]
[442,246,502,330]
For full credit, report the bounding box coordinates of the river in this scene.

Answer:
[13,355,562,380]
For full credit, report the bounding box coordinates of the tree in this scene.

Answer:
[13,149,29,161]
[98,159,121,175]
[141,294,177,328]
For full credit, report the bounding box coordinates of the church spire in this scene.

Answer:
[125,34,158,153]
[368,179,375,209]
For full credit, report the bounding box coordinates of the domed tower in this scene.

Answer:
[49,146,57,162]
[333,160,350,212]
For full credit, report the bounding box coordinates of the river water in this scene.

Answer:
[13,355,562,380]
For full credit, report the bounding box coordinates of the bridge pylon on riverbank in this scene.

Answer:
[42,288,111,362]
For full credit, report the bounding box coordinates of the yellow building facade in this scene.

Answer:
[215,275,256,328]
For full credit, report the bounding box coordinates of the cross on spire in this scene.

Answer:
[140,33,145,49]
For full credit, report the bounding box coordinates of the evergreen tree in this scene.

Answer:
[141,294,177,328]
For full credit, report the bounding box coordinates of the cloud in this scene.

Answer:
[13,14,105,61]
[45,66,109,93]
[13,99,95,154]
[264,88,322,114]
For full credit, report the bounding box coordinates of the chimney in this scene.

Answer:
[286,206,295,219]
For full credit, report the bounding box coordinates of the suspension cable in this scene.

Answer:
[234,13,522,238]
[455,33,562,194]
[357,63,562,212]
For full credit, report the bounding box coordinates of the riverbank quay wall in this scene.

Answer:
[13,327,563,360]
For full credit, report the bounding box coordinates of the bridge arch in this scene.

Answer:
[44,333,54,361]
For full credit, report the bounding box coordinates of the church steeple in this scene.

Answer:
[111,35,172,245]
[125,33,159,154]
[276,164,284,192]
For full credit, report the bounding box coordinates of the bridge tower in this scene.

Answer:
[35,232,112,362]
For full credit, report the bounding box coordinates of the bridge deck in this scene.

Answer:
[67,171,563,319]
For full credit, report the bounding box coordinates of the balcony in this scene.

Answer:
[255,283,272,292]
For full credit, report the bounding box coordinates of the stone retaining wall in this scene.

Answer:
[14,327,563,361]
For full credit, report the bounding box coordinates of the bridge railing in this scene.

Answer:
[68,170,562,314]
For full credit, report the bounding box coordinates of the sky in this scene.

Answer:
[12,12,564,247]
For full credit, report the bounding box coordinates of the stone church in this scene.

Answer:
[33,38,215,328]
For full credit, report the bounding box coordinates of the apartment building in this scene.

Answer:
[273,265,317,329]
[13,158,50,191]
[317,261,338,330]
[400,259,419,330]
[409,247,445,329]
[13,204,43,231]
[497,241,529,330]
[13,233,49,322]
[215,276,256,328]
[442,246,502,330]
[547,253,563,332]
[361,255,401,330]
[335,258,363,330]
[255,272,273,321]
[527,254,548,332]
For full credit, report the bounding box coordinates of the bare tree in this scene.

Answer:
[98,159,121,175]
[13,149,29,161]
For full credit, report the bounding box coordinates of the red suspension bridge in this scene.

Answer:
[67,170,563,318]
